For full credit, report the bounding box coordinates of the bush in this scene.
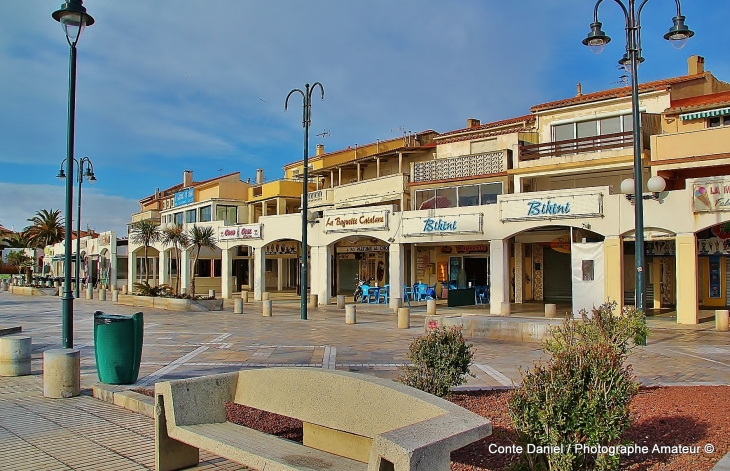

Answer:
[508,302,646,471]
[398,326,474,397]
[133,281,172,297]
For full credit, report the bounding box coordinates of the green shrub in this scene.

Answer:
[133,281,172,297]
[398,326,474,397]
[508,302,646,471]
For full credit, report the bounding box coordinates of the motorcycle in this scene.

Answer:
[353,276,371,303]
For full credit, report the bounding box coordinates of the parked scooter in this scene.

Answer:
[353,276,371,303]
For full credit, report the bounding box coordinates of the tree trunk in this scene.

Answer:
[143,245,149,284]
[191,248,199,298]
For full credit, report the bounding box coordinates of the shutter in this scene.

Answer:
[337,259,360,295]
[543,248,572,303]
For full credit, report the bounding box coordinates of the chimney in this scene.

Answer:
[256,169,264,184]
[183,170,193,188]
[316,144,325,156]
[155,187,160,199]
[688,55,705,75]
[466,118,480,128]
[576,82,583,96]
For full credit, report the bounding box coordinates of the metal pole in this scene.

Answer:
[75,165,82,298]
[301,84,310,321]
[62,44,77,348]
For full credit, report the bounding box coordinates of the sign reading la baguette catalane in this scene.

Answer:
[218,224,262,241]
[323,208,389,233]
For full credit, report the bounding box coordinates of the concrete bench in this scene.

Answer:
[155,368,491,471]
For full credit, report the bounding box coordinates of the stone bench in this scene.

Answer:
[155,368,491,471]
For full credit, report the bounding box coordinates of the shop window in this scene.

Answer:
[265,259,275,272]
[415,189,436,210]
[458,185,480,207]
[196,259,211,277]
[185,209,196,223]
[708,116,730,128]
[436,187,457,208]
[167,259,178,275]
[236,246,249,256]
[216,205,237,224]
[199,206,212,222]
[174,212,183,225]
[213,259,222,277]
[480,182,502,205]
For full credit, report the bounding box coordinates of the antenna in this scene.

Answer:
[218,168,223,176]
[316,129,330,143]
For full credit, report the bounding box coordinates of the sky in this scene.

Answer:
[1,1,728,236]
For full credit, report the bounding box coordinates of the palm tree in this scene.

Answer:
[129,220,161,284]
[2,232,32,249]
[24,209,65,248]
[188,225,217,297]
[161,224,189,295]
[7,250,32,283]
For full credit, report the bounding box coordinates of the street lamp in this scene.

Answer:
[583,0,693,312]
[285,83,325,320]
[53,0,94,348]
[57,156,96,298]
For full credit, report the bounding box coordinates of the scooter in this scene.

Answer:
[353,276,371,303]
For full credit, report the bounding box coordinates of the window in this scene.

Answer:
[195,259,211,277]
[582,260,595,281]
[213,259,222,277]
[199,206,211,222]
[185,209,196,223]
[415,182,503,209]
[265,259,275,272]
[708,115,730,128]
[458,185,480,207]
[553,123,574,141]
[436,187,457,208]
[552,113,633,141]
[576,120,597,138]
[415,189,435,210]
[480,182,502,205]
[216,205,237,224]
[174,212,183,225]
[599,116,621,135]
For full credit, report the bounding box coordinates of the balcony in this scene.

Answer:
[130,210,160,224]
[519,131,636,161]
[307,188,334,209]
[652,125,730,164]
[249,179,315,201]
[412,150,508,183]
[332,173,409,209]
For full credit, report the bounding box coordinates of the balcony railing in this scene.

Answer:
[130,210,161,223]
[307,188,334,208]
[519,131,635,161]
[651,125,730,163]
[412,150,508,183]
[333,173,408,209]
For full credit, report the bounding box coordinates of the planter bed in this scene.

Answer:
[116,294,223,312]
[9,286,58,296]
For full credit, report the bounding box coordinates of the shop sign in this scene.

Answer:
[402,213,483,237]
[218,224,262,241]
[547,236,571,254]
[698,237,730,255]
[441,245,489,254]
[264,242,299,255]
[99,232,112,246]
[427,320,438,329]
[692,180,730,212]
[500,191,603,222]
[644,240,675,256]
[323,207,389,233]
[173,188,195,207]
[336,245,389,253]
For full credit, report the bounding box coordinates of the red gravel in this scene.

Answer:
[135,386,730,470]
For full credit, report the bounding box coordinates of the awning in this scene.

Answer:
[51,255,64,261]
[680,106,730,121]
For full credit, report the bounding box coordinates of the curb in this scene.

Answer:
[92,384,155,418]
[713,452,730,471]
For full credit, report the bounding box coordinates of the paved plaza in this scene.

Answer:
[1,290,729,470]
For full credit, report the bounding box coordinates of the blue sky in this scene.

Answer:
[1,1,728,235]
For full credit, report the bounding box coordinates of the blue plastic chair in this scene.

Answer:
[475,285,486,305]
[378,285,389,304]
[360,285,371,303]
[415,284,428,301]
[403,284,413,307]
[428,283,438,300]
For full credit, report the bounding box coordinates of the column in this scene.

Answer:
[159,249,169,286]
[311,245,331,306]
[180,249,190,295]
[675,233,699,324]
[330,170,334,188]
[277,198,286,215]
[110,253,118,290]
[651,258,662,309]
[248,204,255,224]
[261,201,267,217]
[514,242,523,303]
[221,247,231,299]
[398,152,403,174]
[604,237,624,311]
[376,158,381,178]
[489,239,510,314]
[389,243,404,309]
[253,247,265,301]
[127,251,137,293]
[356,162,361,181]
[338,167,342,186]
[410,245,417,287]
[277,259,284,291]
[513,175,523,194]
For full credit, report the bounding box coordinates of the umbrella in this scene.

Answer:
[419,195,453,210]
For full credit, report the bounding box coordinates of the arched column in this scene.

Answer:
[159,249,169,286]
[180,249,190,295]
[253,247,265,301]
[127,251,136,293]
[489,239,510,314]
[221,247,232,299]
[604,236,623,310]
[676,233,699,324]
[311,245,332,306]
[389,243,404,309]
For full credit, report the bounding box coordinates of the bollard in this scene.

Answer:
[501,302,511,316]
[426,299,437,316]
[54,281,60,288]
[112,289,119,302]
[46,280,52,287]
[43,348,80,398]
[58,283,64,297]
[234,298,243,314]
[345,304,357,324]
[336,295,346,309]
[208,289,216,298]
[545,304,557,318]
[241,291,249,303]
[99,288,107,301]
[122,285,128,295]
[398,307,411,329]
[391,297,403,313]
[717,309,729,332]
[262,300,272,317]
[0,335,31,376]
[86,286,93,300]
[0,281,7,291]
[309,294,318,308]
[262,292,270,301]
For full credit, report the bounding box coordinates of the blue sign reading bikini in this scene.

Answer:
[173,188,195,207]
[423,218,457,232]
[527,200,571,217]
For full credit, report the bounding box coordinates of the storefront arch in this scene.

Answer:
[132,246,160,285]
[331,235,391,295]
[260,238,306,293]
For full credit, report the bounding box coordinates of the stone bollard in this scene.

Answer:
[86,286,93,300]
[336,295,346,309]
[43,348,80,398]
[99,288,107,301]
[208,289,216,298]
[241,291,249,303]
[398,307,411,329]
[0,335,32,376]
[234,298,243,314]
[46,280,52,287]
[390,297,403,313]
[262,300,272,317]
[501,302,511,316]
[112,289,119,302]
[716,309,729,332]
[54,280,60,288]
[545,304,557,318]
[426,299,437,316]
[122,285,128,295]
[58,283,64,297]
[262,292,270,301]
[345,304,357,324]
[309,294,318,308]
[0,281,7,291]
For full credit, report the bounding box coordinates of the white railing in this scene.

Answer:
[412,150,508,183]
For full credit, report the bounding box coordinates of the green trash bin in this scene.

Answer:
[93,311,143,384]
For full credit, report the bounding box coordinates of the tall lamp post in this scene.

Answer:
[53,0,94,348]
[56,156,96,298]
[582,0,693,312]
[285,83,325,320]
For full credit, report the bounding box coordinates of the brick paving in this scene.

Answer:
[1,290,729,469]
